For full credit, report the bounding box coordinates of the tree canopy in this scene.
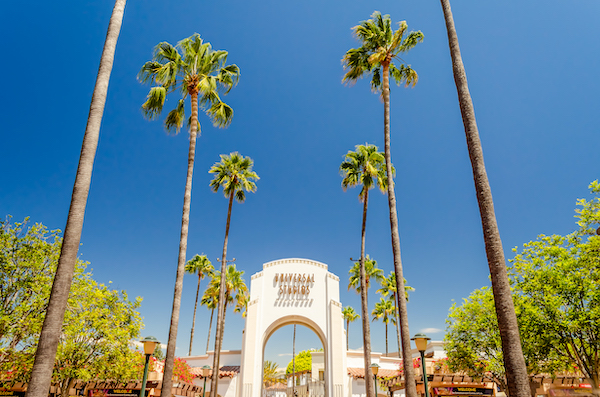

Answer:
[1,218,143,396]
[286,350,316,375]
[445,181,600,394]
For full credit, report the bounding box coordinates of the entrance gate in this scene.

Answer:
[238,259,347,397]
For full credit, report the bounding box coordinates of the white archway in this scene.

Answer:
[238,259,347,397]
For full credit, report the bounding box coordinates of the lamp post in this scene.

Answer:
[412,333,431,397]
[370,363,380,397]
[201,366,211,397]
[140,336,159,397]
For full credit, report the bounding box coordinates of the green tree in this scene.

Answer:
[286,350,313,375]
[0,218,143,396]
[372,298,395,355]
[340,143,387,396]
[510,181,600,396]
[342,13,423,397]
[185,254,214,356]
[138,33,239,397]
[208,152,258,395]
[437,2,530,397]
[53,272,142,397]
[445,182,600,396]
[26,3,128,397]
[377,272,414,357]
[348,256,384,292]
[445,287,510,393]
[342,306,360,350]
[0,219,60,357]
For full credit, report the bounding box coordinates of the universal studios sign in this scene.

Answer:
[274,272,315,299]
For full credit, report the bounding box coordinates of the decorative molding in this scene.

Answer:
[248,299,259,306]
[330,300,342,308]
[251,271,263,280]
[263,258,328,270]
[327,273,339,281]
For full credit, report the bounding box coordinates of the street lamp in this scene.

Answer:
[412,333,431,397]
[140,336,160,397]
[370,363,380,397]
[201,366,211,397]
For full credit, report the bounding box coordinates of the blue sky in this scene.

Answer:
[2,0,599,369]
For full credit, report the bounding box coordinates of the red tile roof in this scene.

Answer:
[347,367,400,379]
[190,365,240,379]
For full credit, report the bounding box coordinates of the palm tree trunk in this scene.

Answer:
[211,189,235,397]
[292,324,296,396]
[24,2,126,397]
[439,2,531,397]
[189,275,202,356]
[385,322,388,355]
[381,61,418,397]
[393,293,401,358]
[162,91,200,397]
[206,308,214,354]
[359,189,375,397]
[346,319,350,350]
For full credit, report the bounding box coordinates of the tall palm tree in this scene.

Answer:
[342,12,423,397]
[348,256,385,292]
[185,254,214,356]
[372,297,395,355]
[25,3,127,397]
[209,153,258,396]
[340,143,387,397]
[342,306,360,350]
[201,289,218,354]
[439,2,530,396]
[138,34,239,397]
[377,272,414,357]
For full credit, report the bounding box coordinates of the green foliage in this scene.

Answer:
[263,360,282,386]
[445,181,600,391]
[340,143,389,202]
[286,350,315,375]
[348,255,384,292]
[209,152,259,203]
[0,217,143,393]
[138,33,240,132]
[206,265,248,316]
[342,11,423,92]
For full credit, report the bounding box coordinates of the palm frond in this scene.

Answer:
[153,42,181,64]
[138,61,163,84]
[164,99,185,134]
[390,64,419,87]
[141,86,167,119]
[208,101,234,128]
[342,48,370,84]
[398,31,424,53]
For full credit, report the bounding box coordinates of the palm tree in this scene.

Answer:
[201,289,218,354]
[185,254,214,356]
[377,272,414,357]
[340,143,387,397]
[342,12,423,397]
[372,298,395,355]
[348,256,385,292]
[138,34,239,396]
[209,153,258,396]
[342,306,360,350]
[439,2,530,396]
[25,3,127,397]
[263,360,280,387]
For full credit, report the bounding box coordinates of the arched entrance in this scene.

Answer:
[238,259,347,397]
